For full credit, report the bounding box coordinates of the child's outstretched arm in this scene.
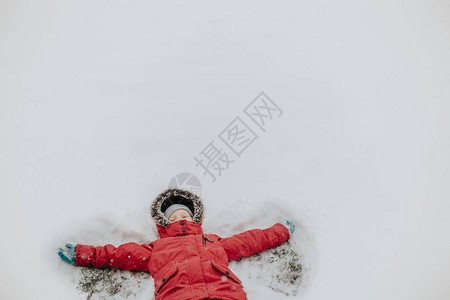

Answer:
[58,242,153,272]
[216,220,294,262]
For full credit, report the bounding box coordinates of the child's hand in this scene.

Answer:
[58,243,76,265]
[279,219,295,235]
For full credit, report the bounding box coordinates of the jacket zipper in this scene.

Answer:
[202,234,214,245]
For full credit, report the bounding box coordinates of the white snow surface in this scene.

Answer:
[1,1,450,299]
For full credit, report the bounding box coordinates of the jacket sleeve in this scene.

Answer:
[75,242,153,272]
[217,223,290,261]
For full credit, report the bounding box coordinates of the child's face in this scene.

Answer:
[168,209,193,223]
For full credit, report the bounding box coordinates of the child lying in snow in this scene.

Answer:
[58,188,295,300]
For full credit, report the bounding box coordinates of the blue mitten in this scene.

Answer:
[279,219,295,235]
[58,243,76,265]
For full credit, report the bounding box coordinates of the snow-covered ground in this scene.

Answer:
[1,1,450,299]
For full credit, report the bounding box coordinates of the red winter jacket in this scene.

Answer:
[75,188,291,300]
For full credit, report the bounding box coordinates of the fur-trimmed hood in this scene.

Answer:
[151,188,204,228]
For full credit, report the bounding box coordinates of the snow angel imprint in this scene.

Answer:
[58,188,296,300]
